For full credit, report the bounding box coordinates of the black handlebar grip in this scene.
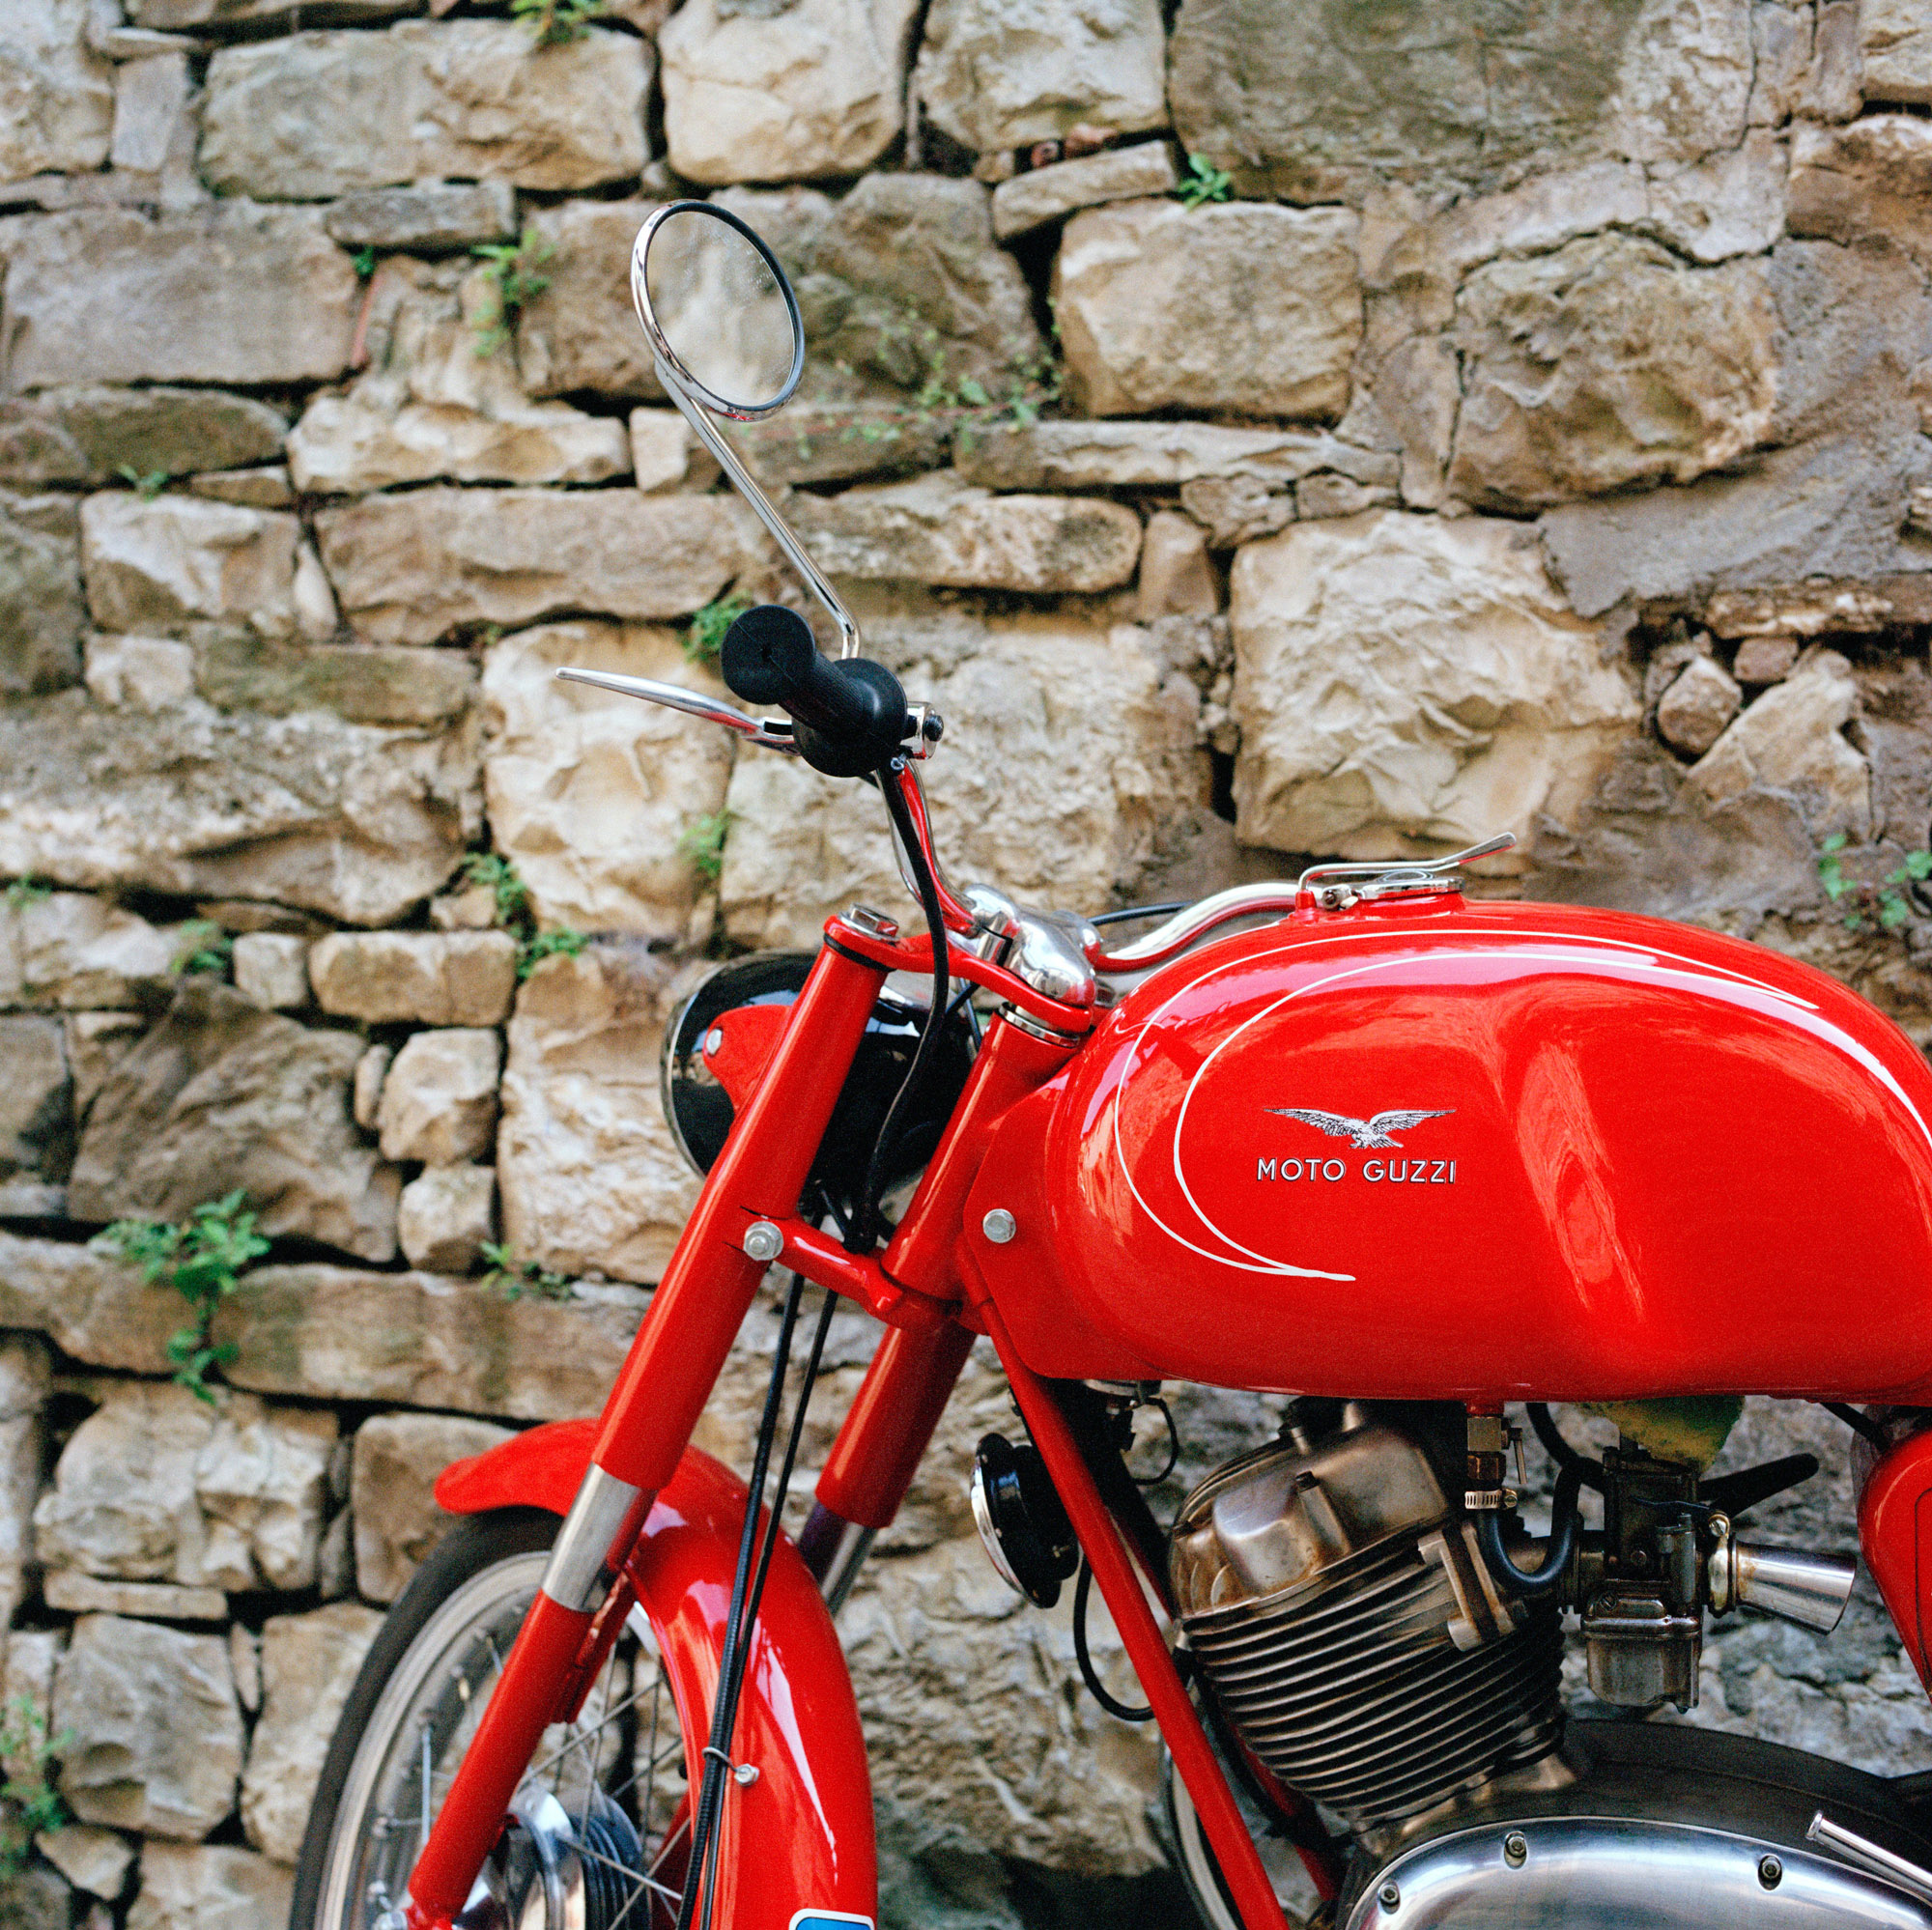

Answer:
[720,604,910,777]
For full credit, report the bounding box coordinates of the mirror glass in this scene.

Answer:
[637,205,802,415]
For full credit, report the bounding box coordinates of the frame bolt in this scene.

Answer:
[847,904,899,939]
[732,1761,759,1787]
[742,1220,784,1263]
[981,1208,1017,1244]
[1759,1856,1783,1889]
[1378,1881,1401,1911]
[1503,1832,1527,1868]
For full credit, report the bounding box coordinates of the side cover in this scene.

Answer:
[437,1423,877,1930]
[963,896,1932,1404]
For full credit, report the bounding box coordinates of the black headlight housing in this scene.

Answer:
[659,951,977,1212]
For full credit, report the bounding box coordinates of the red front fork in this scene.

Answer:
[405,941,889,1927]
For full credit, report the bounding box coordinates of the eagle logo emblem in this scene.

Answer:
[1266,1107,1453,1149]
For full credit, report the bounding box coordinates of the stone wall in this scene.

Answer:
[2,0,1932,1923]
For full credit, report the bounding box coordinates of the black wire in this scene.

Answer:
[1072,1560,1154,1721]
[1131,1398,1179,1488]
[1821,1401,1890,1451]
[850,760,951,1252]
[1090,901,1189,927]
[675,1272,805,1930]
[1525,1403,1606,1490]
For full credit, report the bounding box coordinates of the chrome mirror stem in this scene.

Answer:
[653,353,863,662]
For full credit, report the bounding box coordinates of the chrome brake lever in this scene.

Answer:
[553,667,799,752]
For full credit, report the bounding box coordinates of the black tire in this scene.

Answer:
[291,1508,694,1930]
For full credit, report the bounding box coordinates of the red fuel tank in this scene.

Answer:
[968,895,1932,1404]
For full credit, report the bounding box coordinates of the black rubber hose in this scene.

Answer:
[1475,1460,1584,1600]
[1526,1402,1606,1490]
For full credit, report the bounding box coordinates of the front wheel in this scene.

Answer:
[293,1508,696,1930]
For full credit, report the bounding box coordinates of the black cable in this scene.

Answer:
[849,760,951,1252]
[1821,1401,1890,1452]
[1475,1461,1584,1600]
[1525,1403,1606,1490]
[1072,1561,1154,1722]
[674,1273,805,1930]
[1090,901,1189,927]
[1131,1398,1179,1488]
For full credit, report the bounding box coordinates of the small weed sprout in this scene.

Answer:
[683,595,750,668]
[116,462,169,499]
[462,851,587,980]
[94,1190,270,1403]
[0,1696,71,1876]
[470,228,554,356]
[174,920,234,978]
[1176,154,1235,208]
[679,810,730,886]
[1817,834,1932,933]
[351,244,378,280]
[511,0,604,43]
[481,1241,576,1302]
[2,877,50,911]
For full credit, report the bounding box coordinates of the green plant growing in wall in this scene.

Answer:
[511,0,605,43]
[463,851,587,981]
[679,810,730,886]
[351,245,378,281]
[174,920,234,978]
[683,595,751,668]
[0,1696,71,1877]
[470,228,554,356]
[481,1240,576,1302]
[1817,834,1932,932]
[116,463,169,500]
[2,877,50,911]
[93,1191,270,1403]
[1175,153,1235,208]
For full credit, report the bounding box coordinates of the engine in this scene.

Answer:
[1168,1402,1564,1832]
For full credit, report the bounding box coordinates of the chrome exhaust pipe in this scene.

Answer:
[1711,1528,1858,1632]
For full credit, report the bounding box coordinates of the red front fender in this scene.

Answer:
[437,1422,877,1930]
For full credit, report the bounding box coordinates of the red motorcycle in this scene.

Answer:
[293,201,1932,1930]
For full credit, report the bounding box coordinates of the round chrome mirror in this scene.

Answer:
[630,201,804,420]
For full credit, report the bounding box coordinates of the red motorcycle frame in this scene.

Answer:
[388,747,1932,1930]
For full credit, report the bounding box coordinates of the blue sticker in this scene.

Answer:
[789,1914,874,1930]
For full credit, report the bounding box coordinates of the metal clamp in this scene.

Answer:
[1298,835,1518,913]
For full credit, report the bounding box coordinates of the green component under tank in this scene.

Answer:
[1577,1395,1744,1471]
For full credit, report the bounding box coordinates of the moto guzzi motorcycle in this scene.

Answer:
[292,200,1932,1930]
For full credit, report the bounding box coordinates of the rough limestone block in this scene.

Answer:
[1790,116,1932,272]
[0,1337,48,1632]
[0,490,86,699]
[1168,0,1752,202]
[1864,0,1932,102]
[33,1381,334,1591]
[0,0,114,183]
[201,22,649,198]
[0,689,481,927]
[787,472,1142,591]
[54,1614,242,1839]
[630,411,719,493]
[78,494,298,640]
[1138,510,1219,620]
[1734,636,1801,685]
[238,1603,382,1863]
[82,634,194,711]
[352,1412,513,1603]
[67,979,402,1264]
[991,141,1179,238]
[230,932,310,1010]
[109,50,189,173]
[720,604,1207,946]
[1447,235,1777,511]
[183,630,475,728]
[916,0,1167,152]
[497,946,696,1285]
[0,387,288,493]
[0,1015,71,1184]
[1688,648,1872,839]
[482,621,734,942]
[0,895,184,1013]
[513,199,668,401]
[35,1824,132,1901]
[352,1042,390,1131]
[211,1262,647,1419]
[397,1163,496,1272]
[314,487,770,644]
[124,1843,291,1930]
[0,205,357,389]
[1054,198,1362,420]
[324,180,519,254]
[1179,473,1293,548]
[309,930,518,1028]
[1230,510,1640,862]
[1656,657,1744,757]
[660,0,917,184]
[377,1027,501,1166]
[43,1573,226,1620]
